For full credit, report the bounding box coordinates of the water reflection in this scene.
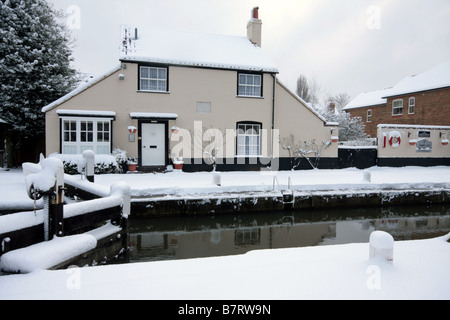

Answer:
[128,205,450,263]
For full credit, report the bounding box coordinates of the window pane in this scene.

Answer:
[159,68,166,79]
[141,67,149,78]
[150,68,158,78]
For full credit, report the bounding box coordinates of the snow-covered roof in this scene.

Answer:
[343,88,390,110]
[383,59,450,98]
[0,118,7,124]
[344,59,450,110]
[42,66,121,113]
[119,25,279,73]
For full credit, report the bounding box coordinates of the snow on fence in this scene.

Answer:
[0,156,130,273]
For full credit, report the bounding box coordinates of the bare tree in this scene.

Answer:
[281,135,331,170]
[332,93,352,112]
[296,75,310,102]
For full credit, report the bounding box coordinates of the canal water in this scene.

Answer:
[127,204,450,263]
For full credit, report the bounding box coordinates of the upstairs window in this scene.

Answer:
[408,97,415,114]
[238,73,262,97]
[392,99,403,116]
[140,66,168,92]
[367,109,372,122]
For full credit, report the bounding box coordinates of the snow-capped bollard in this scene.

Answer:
[363,171,371,183]
[369,231,394,264]
[83,150,95,182]
[213,172,221,186]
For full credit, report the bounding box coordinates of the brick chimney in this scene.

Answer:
[247,7,262,47]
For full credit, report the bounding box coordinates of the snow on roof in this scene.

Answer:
[119,25,279,73]
[343,88,390,110]
[344,59,450,110]
[130,112,178,120]
[0,118,7,124]
[56,109,117,118]
[384,59,450,98]
[42,65,121,113]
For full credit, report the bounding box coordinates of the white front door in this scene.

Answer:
[141,123,166,166]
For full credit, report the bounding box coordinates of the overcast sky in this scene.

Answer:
[52,0,450,101]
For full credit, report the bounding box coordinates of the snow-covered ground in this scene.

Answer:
[0,232,449,300]
[72,166,450,200]
[2,166,450,210]
[0,166,449,300]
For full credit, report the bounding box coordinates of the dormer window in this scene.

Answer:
[139,65,168,92]
[238,73,262,97]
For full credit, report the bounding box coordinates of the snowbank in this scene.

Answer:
[0,233,448,300]
[0,235,97,274]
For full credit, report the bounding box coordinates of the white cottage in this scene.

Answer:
[43,8,338,172]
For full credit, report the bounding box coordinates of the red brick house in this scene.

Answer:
[344,59,450,137]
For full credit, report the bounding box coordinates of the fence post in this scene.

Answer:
[83,150,95,183]
[110,182,131,252]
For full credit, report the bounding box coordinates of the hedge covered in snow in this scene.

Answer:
[49,153,122,175]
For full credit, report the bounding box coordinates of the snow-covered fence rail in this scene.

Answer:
[0,157,130,271]
[0,182,130,258]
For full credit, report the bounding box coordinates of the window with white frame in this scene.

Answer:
[139,66,167,92]
[61,118,112,155]
[367,109,372,122]
[408,97,415,114]
[238,73,262,97]
[237,123,261,156]
[392,99,403,116]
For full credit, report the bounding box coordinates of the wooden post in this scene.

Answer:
[83,150,95,183]
[43,158,65,241]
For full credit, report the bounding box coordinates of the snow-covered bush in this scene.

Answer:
[49,153,121,175]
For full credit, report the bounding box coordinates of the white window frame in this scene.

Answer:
[139,66,167,92]
[367,109,372,122]
[238,73,262,97]
[61,117,112,155]
[408,97,415,114]
[392,99,403,116]
[236,123,261,157]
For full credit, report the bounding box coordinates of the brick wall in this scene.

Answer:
[346,86,450,137]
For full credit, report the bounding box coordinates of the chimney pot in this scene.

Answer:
[252,7,259,19]
[247,7,262,47]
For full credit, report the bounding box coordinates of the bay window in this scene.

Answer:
[61,117,112,154]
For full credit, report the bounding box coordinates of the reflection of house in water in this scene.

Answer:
[129,214,450,262]
[130,221,336,261]
[371,216,450,240]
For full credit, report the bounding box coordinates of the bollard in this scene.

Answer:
[363,171,371,183]
[83,150,95,182]
[213,172,221,186]
[369,230,394,264]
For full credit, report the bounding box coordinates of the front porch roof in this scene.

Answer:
[129,112,178,120]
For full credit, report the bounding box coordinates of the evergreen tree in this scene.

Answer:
[0,0,77,164]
